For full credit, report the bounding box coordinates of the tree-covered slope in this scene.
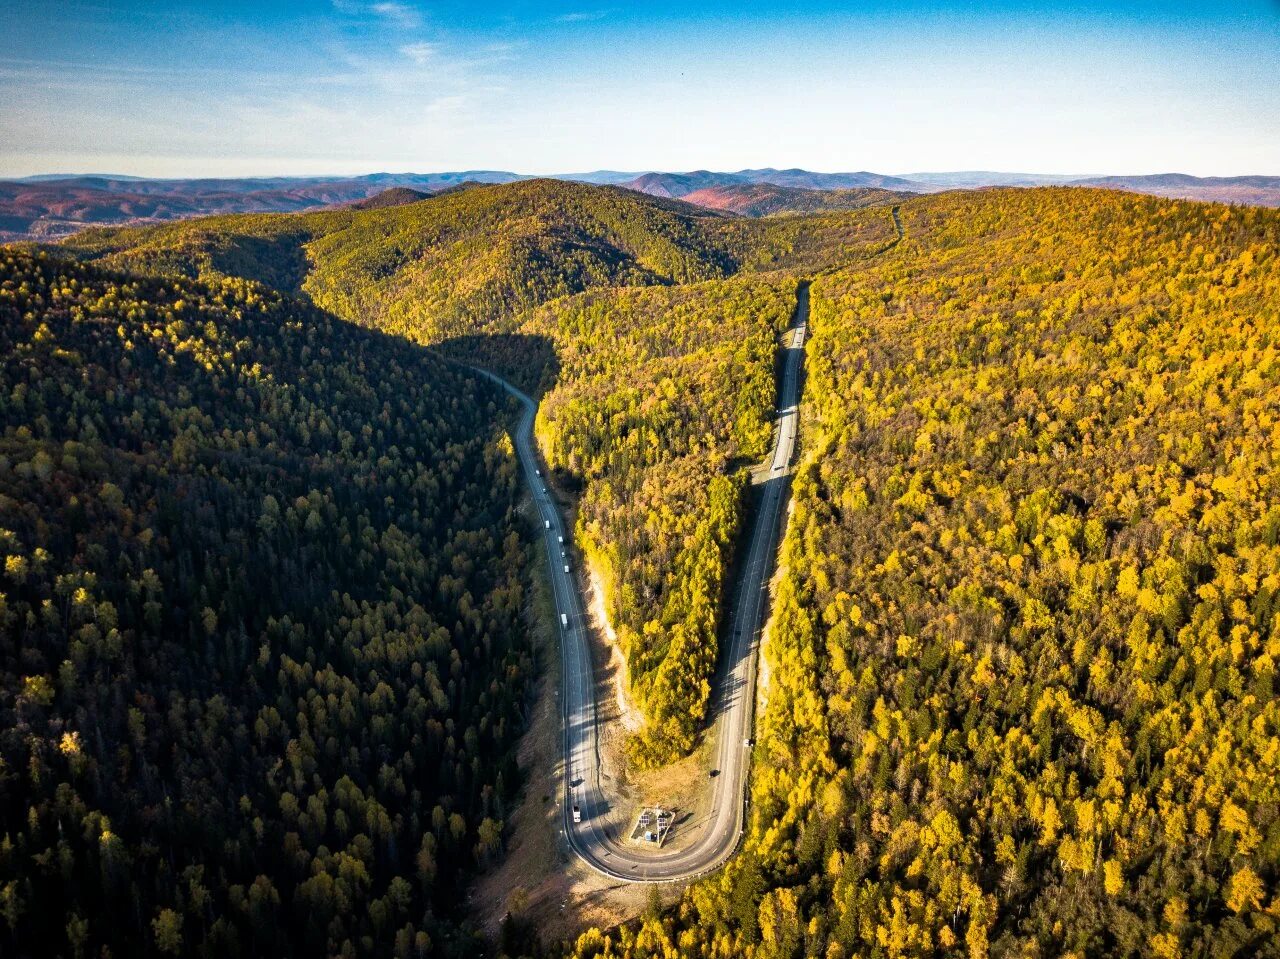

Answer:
[556,188,1280,957]
[63,179,738,342]
[0,249,534,958]
[529,279,797,762]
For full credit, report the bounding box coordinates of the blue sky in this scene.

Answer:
[1,0,1277,177]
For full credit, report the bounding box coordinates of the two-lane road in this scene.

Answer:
[479,282,810,882]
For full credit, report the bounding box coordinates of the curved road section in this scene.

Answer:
[480,283,809,882]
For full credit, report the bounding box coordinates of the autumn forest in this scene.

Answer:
[1,179,1278,959]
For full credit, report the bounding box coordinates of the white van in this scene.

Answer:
[564,564,570,573]
[544,519,551,529]
[560,613,568,627]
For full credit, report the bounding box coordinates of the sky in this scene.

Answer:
[1,0,1278,178]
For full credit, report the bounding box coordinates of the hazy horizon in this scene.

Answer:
[4,166,1278,184]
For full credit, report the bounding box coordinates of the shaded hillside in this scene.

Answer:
[0,248,535,958]
[61,178,900,304]
[557,187,1280,959]
[62,179,739,342]
[682,183,909,217]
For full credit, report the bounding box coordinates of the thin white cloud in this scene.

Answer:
[400,42,437,65]
[557,11,609,23]
[481,42,524,58]
[331,0,421,29]
[371,2,421,30]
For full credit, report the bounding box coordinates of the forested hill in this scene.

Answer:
[555,189,1280,957]
[0,248,534,957]
[60,179,740,343]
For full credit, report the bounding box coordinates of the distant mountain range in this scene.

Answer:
[1,168,1277,241]
[620,168,921,198]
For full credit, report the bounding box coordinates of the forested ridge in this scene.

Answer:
[63,180,741,343]
[551,189,1280,957]
[0,248,535,957]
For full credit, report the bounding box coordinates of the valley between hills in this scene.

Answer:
[1,180,1278,959]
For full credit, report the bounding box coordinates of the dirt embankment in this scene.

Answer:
[584,558,644,735]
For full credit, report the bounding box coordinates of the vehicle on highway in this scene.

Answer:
[560,613,568,627]
[545,519,551,529]
[564,564,570,573]
[572,804,582,823]
[743,738,754,747]
[557,535,563,544]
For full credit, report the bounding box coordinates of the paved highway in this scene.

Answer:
[478,282,810,882]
